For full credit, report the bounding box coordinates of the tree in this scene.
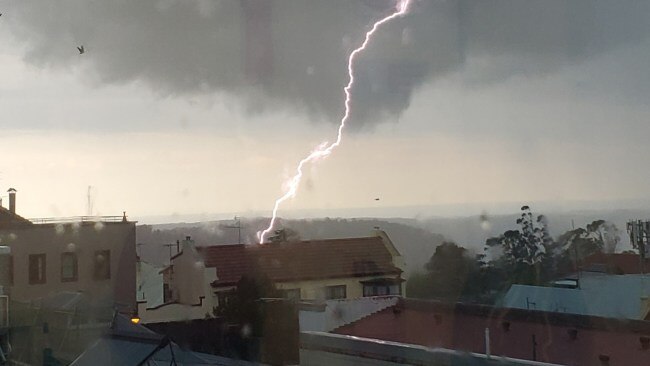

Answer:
[407,242,507,304]
[598,220,621,254]
[486,206,552,265]
[408,242,478,301]
[555,220,620,272]
[485,206,554,285]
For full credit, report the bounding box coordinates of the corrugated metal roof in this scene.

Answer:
[503,273,650,319]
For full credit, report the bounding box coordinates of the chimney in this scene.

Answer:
[7,188,16,213]
[182,236,195,251]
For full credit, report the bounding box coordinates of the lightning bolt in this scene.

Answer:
[259,0,412,243]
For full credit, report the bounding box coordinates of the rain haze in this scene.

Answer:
[1,0,650,222]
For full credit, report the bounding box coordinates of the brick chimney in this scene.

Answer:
[7,188,16,213]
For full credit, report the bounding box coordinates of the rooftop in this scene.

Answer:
[503,273,650,320]
[197,236,402,286]
[582,252,650,274]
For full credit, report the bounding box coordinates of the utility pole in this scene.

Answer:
[572,219,581,288]
[163,243,176,265]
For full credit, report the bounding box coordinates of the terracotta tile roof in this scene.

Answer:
[583,253,650,274]
[197,236,401,287]
[0,206,33,227]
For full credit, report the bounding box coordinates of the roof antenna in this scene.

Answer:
[86,185,94,216]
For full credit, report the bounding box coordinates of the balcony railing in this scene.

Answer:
[28,216,125,224]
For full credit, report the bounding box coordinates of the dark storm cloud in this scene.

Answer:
[4,0,650,128]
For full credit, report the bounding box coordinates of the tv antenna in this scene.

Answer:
[87,186,95,216]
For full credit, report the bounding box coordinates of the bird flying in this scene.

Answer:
[77,45,85,54]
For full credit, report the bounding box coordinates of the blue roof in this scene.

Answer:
[70,314,262,366]
[503,273,650,320]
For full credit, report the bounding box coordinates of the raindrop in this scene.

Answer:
[55,224,65,235]
[94,221,105,231]
[66,243,76,252]
[341,35,352,50]
[241,324,252,338]
[401,27,413,46]
[479,212,491,232]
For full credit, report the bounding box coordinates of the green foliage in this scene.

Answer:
[486,206,552,266]
[407,242,503,303]
[554,220,620,272]
[409,204,623,306]
[484,206,561,285]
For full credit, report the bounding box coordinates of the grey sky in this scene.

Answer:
[0,0,649,222]
[5,0,650,129]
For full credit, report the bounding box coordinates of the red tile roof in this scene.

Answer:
[0,206,33,227]
[197,236,401,287]
[582,252,650,274]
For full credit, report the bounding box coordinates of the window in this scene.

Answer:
[324,285,346,300]
[7,255,14,286]
[93,250,111,280]
[363,285,401,297]
[61,252,78,282]
[361,278,403,297]
[28,254,46,284]
[216,291,234,309]
[0,254,12,287]
[9,255,13,286]
[280,288,301,301]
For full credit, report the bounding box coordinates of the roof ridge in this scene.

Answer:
[200,236,379,248]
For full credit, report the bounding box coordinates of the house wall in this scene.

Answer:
[276,275,402,301]
[169,243,206,305]
[139,240,217,323]
[210,276,403,303]
[138,301,212,324]
[0,221,136,314]
[300,332,558,366]
[335,306,650,366]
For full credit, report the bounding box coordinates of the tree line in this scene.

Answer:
[407,205,626,304]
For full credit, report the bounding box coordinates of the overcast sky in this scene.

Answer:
[1,0,649,222]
